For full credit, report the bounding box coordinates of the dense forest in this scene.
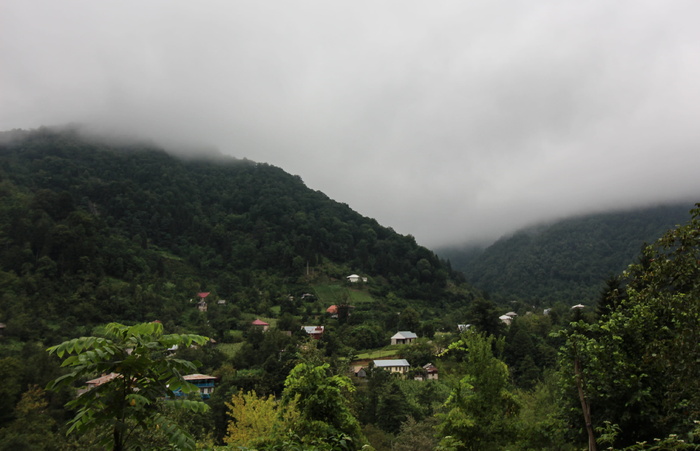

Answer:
[440,205,694,304]
[1,127,699,450]
[0,127,468,344]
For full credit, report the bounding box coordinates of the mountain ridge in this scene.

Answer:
[438,203,695,304]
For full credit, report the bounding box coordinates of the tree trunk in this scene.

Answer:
[574,355,597,451]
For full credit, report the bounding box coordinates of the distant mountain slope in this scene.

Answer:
[0,127,464,341]
[440,204,695,305]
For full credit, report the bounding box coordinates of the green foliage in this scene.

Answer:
[281,362,365,449]
[557,204,700,447]
[0,385,64,451]
[437,331,519,451]
[455,204,693,304]
[46,321,209,451]
[513,371,573,450]
[224,390,300,448]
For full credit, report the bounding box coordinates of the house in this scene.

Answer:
[499,314,513,325]
[373,359,410,375]
[457,324,471,332]
[423,363,439,380]
[181,374,217,399]
[326,305,338,318]
[571,304,585,309]
[352,366,367,378]
[251,319,270,332]
[194,292,209,311]
[391,331,418,345]
[346,274,361,283]
[302,325,325,340]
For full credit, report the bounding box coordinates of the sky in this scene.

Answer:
[2,1,700,248]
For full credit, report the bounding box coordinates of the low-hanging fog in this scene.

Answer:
[2,1,700,248]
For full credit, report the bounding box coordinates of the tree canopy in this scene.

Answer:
[47,322,210,451]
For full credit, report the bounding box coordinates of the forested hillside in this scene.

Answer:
[0,127,465,343]
[1,127,698,450]
[441,205,693,304]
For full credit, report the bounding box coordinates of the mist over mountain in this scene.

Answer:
[438,204,695,305]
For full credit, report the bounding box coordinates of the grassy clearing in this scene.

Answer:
[313,283,375,305]
[347,288,375,305]
[216,342,243,358]
[355,348,399,360]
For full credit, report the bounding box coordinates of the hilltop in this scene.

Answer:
[438,204,694,304]
[0,127,475,343]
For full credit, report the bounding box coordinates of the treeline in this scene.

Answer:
[447,204,693,304]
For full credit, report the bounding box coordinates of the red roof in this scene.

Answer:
[252,319,269,326]
[198,292,210,298]
[326,305,338,314]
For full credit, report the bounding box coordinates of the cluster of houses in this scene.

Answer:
[250,319,326,340]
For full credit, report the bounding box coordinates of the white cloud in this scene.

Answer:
[2,0,699,247]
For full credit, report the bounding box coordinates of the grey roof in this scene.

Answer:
[391,331,417,339]
[302,326,324,334]
[374,359,410,367]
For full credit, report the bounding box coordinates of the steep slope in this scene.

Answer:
[0,127,463,341]
[441,204,694,304]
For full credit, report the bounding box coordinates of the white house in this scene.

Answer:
[373,359,410,374]
[346,274,361,283]
[302,325,325,340]
[391,331,418,345]
[499,314,513,325]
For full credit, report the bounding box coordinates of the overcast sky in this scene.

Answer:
[2,1,699,248]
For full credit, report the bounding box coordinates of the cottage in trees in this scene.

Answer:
[302,325,325,340]
[181,374,217,399]
[326,305,338,318]
[391,331,417,345]
[423,363,439,380]
[251,319,269,332]
[196,292,210,312]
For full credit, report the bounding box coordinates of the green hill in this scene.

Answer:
[0,127,469,343]
[439,204,695,305]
